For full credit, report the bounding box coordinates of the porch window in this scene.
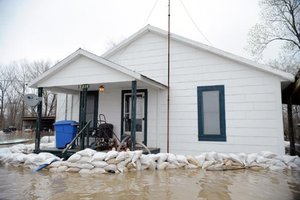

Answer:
[197,85,226,141]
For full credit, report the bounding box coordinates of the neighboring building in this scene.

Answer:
[29,25,294,155]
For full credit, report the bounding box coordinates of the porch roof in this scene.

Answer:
[29,48,167,92]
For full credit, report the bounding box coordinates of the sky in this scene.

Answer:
[0,0,262,66]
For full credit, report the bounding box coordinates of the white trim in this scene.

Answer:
[102,25,294,82]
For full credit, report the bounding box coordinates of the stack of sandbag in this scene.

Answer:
[2,143,300,174]
[0,146,60,169]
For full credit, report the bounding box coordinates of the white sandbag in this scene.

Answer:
[157,162,169,170]
[280,155,297,164]
[67,154,81,163]
[77,148,96,157]
[228,153,243,165]
[92,161,108,168]
[259,151,277,159]
[166,163,178,169]
[24,153,38,166]
[149,154,160,162]
[148,160,157,170]
[116,151,128,161]
[34,152,56,163]
[167,153,179,165]
[66,167,80,173]
[107,158,119,165]
[15,153,28,163]
[79,163,94,169]
[42,157,60,165]
[246,153,258,165]
[184,163,198,169]
[206,152,217,161]
[202,161,215,169]
[238,153,247,165]
[176,155,188,164]
[136,159,142,171]
[256,156,270,164]
[60,161,71,166]
[117,161,126,173]
[90,168,106,174]
[91,152,107,162]
[49,161,63,168]
[294,157,300,167]
[77,156,92,164]
[218,153,230,160]
[57,166,68,172]
[157,153,168,164]
[140,155,151,166]
[195,154,206,167]
[132,150,143,163]
[187,155,200,166]
[79,169,92,174]
[105,150,119,161]
[288,162,300,170]
[104,164,117,172]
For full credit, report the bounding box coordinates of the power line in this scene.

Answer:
[179,0,213,46]
[142,0,160,26]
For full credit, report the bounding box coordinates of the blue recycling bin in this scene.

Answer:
[54,120,78,149]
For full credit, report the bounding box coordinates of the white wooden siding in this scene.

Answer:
[107,32,285,155]
[39,56,134,87]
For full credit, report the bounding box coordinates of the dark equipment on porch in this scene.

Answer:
[91,114,115,151]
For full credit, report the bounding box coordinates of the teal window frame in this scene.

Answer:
[197,85,226,141]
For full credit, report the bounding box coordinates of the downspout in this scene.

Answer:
[167,0,171,153]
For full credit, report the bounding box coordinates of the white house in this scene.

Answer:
[29,25,294,155]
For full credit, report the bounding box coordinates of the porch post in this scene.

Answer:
[34,87,43,153]
[131,80,137,151]
[79,85,88,150]
[287,97,295,156]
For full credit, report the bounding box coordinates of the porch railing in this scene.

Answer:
[62,120,91,159]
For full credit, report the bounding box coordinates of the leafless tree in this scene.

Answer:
[0,65,15,129]
[247,0,300,62]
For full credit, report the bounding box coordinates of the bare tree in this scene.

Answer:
[0,65,15,129]
[247,0,300,62]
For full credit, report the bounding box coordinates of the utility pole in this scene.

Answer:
[167,0,171,153]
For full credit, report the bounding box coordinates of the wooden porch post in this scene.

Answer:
[287,97,296,156]
[34,87,43,153]
[79,85,88,150]
[131,80,137,151]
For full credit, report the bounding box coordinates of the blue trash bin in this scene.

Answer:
[54,120,78,149]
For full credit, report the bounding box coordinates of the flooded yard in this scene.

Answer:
[0,164,299,200]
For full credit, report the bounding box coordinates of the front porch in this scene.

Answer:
[29,49,167,156]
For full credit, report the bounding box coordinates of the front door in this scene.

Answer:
[86,91,99,130]
[121,90,147,145]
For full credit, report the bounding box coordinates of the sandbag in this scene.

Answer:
[105,150,119,161]
[79,163,94,169]
[176,155,188,164]
[67,153,81,163]
[195,154,206,167]
[66,167,80,173]
[92,161,108,168]
[116,151,128,161]
[77,148,96,157]
[91,152,107,162]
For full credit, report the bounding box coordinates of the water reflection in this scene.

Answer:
[0,165,299,200]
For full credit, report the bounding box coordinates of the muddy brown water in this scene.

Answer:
[0,164,299,200]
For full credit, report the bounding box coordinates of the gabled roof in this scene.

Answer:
[103,25,294,82]
[29,48,167,89]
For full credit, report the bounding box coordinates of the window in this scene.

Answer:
[197,85,226,141]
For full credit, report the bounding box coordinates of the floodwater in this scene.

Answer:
[1,133,300,200]
[0,164,299,200]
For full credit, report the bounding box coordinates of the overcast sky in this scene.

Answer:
[0,0,262,66]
